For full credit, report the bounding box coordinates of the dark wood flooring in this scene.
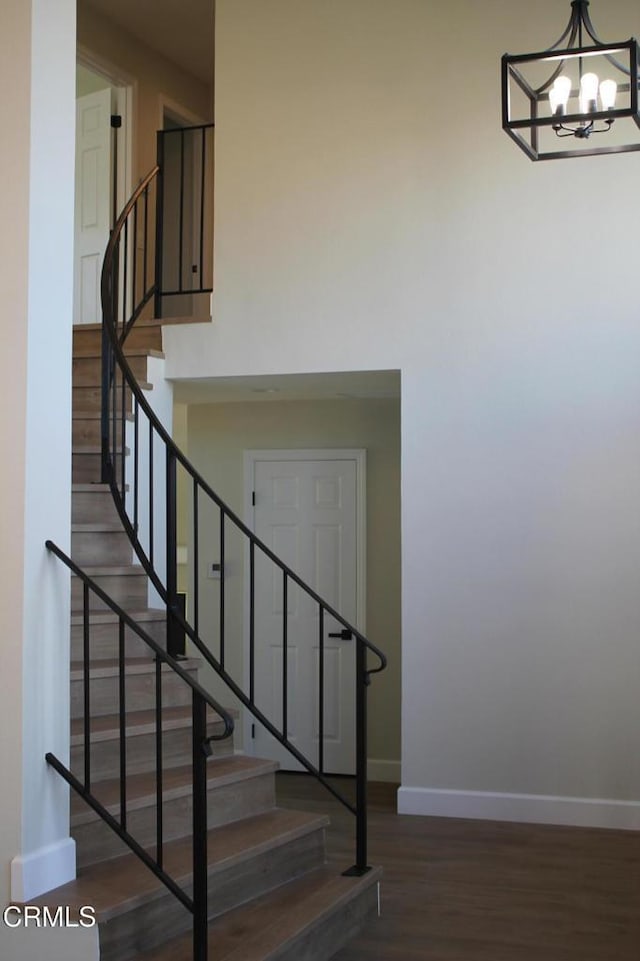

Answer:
[275,774,640,961]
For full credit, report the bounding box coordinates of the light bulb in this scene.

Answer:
[579,72,599,112]
[549,86,561,116]
[600,78,617,111]
[553,75,572,111]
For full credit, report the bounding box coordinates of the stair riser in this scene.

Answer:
[98,828,326,961]
[73,326,163,353]
[72,490,120,525]
[71,571,147,613]
[71,531,133,567]
[73,386,133,412]
[73,419,125,446]
[73,355,150,387]
[73,772,276,868]
[273,882,379,961]
[70,618,167,661]
[73,452,126,485]
[71,667,196,719]
[70,720,232,782]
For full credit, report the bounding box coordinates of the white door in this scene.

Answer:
[74,88,112,325]
[248,452,365,775]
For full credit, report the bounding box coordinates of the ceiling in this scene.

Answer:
[172,370,401,406]
[84,0,215,84]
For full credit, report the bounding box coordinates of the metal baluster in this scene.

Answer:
[133,398,139,533]
[143,185,149,295]
[166,447,179,658]
[149,423,154,565]
[192,691,209,961]
[193,479,199,638]
[199,128,206,289]
[179,129,185,292]
[154,131,165,318]
[132,200,138,310]
[344,636,369,877]
[156,654,164,870]
[282,572,288,738]
[119,618,127,831]
[83,583,91,791]
[122,217,128,333]
[219,510,225,669]
[318,606,324,775]
[120,367,126,494]
[249,541,255,703]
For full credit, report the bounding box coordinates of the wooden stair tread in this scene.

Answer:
[73,410,134,420]
[72,522,125,533]
[33,808,329,921]
[73,316,211,332]
[70,756,278,823]
[74,347,165,360]
[70,657,199,679]
[73,445,130,454]
[70,608,166,626]
[73,379,153,390]
[135,864,381,961]
[70,704,229,742]
[72,483,118,492]
[71,564,144,576]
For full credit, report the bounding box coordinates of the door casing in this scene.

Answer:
[242,448,367,762]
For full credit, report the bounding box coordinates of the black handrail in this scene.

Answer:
[45,540,233,958]
[98,126,387,956]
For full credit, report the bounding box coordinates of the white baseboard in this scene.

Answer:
[367,759,401,783]
[397,786,640,830]
[11,837,76,902]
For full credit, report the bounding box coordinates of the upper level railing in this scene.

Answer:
[99,123,387,956]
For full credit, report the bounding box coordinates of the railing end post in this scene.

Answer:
[342,864,372,878]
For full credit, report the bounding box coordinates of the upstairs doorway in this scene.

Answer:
[74,61,131,325]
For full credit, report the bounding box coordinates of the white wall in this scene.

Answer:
[164,0,640,827]
[0,0,76,911]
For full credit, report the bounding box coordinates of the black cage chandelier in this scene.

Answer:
[502,0,640,160]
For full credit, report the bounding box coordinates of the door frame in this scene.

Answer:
[242,448,367,758]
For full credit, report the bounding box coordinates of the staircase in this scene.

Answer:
[36,317,381,960]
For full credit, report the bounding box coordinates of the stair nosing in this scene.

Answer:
[70,608,166,625]
[74,348,165,360]
[70,657,199,680]
[71,523,125,533]
[71,564,144,576]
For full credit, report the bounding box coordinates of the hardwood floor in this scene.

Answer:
[275,775,640,960]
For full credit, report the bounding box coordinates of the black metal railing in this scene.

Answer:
[94,126,387,957]
[155,124,214,319]
[45,541,234,961]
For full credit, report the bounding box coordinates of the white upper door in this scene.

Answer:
[74,88,112,325]
[250,453,363,775]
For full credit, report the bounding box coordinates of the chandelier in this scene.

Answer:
[502,0,640,160]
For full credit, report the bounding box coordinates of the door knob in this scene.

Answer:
[328,629,353,641]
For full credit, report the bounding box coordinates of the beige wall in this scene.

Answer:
[182,398,401,769]
[77,1,212,180]
[163,0,640,825]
